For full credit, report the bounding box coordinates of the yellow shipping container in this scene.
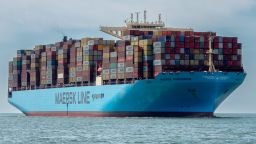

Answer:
[69,77,76,83]
[103,53,110,59]
[98,45,104,50]
[81,38,92,47]
[139,39,152,46]
[69,67,76,72]
[83,55,93,61]
[131,41,138,46]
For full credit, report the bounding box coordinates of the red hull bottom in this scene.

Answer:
[25,112,214,117]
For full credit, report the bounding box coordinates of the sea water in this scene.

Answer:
[0,113,255,144]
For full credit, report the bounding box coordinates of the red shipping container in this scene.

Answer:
[165,48,171,53]
[126,56,133,61]
[165,41,170,48]
[118,57,125,62]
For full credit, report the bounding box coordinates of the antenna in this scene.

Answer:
[130,13,134,22]
[135,12,140,23]
[158,13,162,23]
[144,10,147,23]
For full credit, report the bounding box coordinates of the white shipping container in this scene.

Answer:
[76,77,82,82]
[237,49,242,55]
[153,42,165,47]
[117,67,125,73]
[76,66,83,72]
[88,40,98,45]
[126,51,133,56]
[123,35,131,41]
[110,69,117,74]
[218,55,223,60]
[110,52,117,57]
[153,48,165,54]
[83,61,94,65]
[219,43,223,48]
[102,69,109,74]
[126,45,133,51]
[83,45,92,51]
[153,60,165,66]
[58,73,64,78]
[125,67,134,73]
[117,62,125,68]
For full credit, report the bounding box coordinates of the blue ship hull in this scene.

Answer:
[8,72,246,117]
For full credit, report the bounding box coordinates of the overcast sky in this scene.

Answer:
[0,0,256,113]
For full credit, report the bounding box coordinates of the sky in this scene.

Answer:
[0,0,256,113]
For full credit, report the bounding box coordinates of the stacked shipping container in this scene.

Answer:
[9,30,243,91]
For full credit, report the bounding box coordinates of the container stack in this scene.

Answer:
[30,53,40,88]
[8,61,13,90]
[116,41,125,80]
[213,36,242,71]
[21,50,32,89]
[40,52,47,87]
[11,51,22,90]
[109,49,117,81]
[45,46,57,86]
[82,45,95,84]
[57,42,69,85]
[8,30,244,91]
[102,45,111,81]
[69,45,77,84]
[75,41,83,84]
[139,39,153,79]
[125,45,134,79]
[30,45,45,88]
[133,45,143,79]
[153,41,166,76]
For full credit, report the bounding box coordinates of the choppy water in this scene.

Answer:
[0,113,256,144]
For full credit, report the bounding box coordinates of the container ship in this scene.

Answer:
[8,11,246,117]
